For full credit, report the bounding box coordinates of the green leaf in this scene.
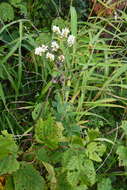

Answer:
[0,130,18,159]
[86,142,106,162]
[36,33,51,45]
[13,163,45,190]
[56,172,73,190]
[0,83,6,106]
[36,148,50,163]
[97,178,112,190]
[32,103,42,121]
[35,117,58,148]
[10,0,21,5]
[64,153,96,187]
[0,131,19,175]
[70,6,77,36]
[116,145,127,166]
[0,3,14,21]
[5,176,15,190]
[52,18,69,30]
[0,155,19,175]
[121,120,127,136]
[35,117,66,149]
[74,185,88,190]
[87,128,100,141]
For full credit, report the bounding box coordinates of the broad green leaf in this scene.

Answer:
[35,117,59,148]
[13,163,45,190]
[65,154,96,187]
[56,173,74,190]
[0,130,19,175]
[35,117,66,149]
[97,178,112,190]
[116,146,127,166]
[86,142,106,162]
[0,3,14,21]
[0,130,18,160]
[0,155,19,175]
[36,148,50,163]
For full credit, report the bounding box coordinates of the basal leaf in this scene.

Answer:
[0,131,19,175]
[13,162,45,190]
[0,130,18,160]
[0,155,19,175]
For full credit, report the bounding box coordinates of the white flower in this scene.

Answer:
[41,44,48,53]
[67,35,75,47]
[52,25,61,35]
[58,55,65,62]
[61,28,70,38]
[35,46,43,56]
[46,52,55,61]
[51,41,59,52]
[35,45,48,56]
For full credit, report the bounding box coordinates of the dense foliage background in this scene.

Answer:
[0,0,127,189]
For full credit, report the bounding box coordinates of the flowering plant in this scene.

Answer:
[35,25,75,59]
[34,25,76,83]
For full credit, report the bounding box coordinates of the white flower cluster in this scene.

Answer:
[35,43,64,62]
[61,28,70,38]
[58,55,65,62]
[67,35,75,47]
[51,41,59,52]
[52,25,75,47]
[46,52,55,61]
[35,45,48,56]
[34,25,76,62]
[52,26,61,35]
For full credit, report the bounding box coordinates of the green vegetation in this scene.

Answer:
[0,0,127,189]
